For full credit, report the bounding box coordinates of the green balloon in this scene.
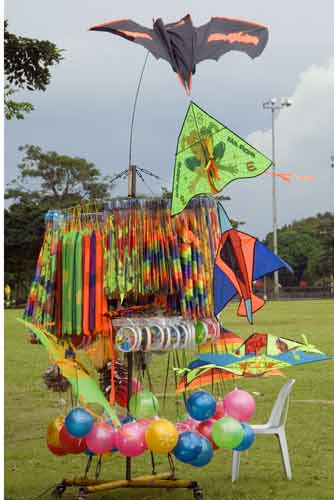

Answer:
[212,416,244,449]
[195,321,207,345]
[129,390,159,419]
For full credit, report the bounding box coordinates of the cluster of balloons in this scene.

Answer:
[47,388,256,467]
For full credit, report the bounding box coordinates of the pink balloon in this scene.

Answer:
[137,418,156,428]
[85,422,115,455]
[223,388,256,422]
[175,422,190,433]
[182,416,200,431]
[114,421,147,457]
[213,400,226,420]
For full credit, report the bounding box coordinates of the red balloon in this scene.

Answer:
[47,443,67,456]
[59,425,87,454]
[196,419,219,450]
[213,400,226,420]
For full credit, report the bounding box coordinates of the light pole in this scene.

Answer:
[263,97,292,299]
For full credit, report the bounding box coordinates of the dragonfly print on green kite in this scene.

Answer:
[171,101,272,215]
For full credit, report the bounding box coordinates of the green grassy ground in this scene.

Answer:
[4,301,334,500]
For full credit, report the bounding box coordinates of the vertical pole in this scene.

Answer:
[271,107,279,300]
[263,275,267,301]
[128,164,137,198]
[125,352,133,481]
[125,163,136,481]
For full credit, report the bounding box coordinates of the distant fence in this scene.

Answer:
[255,285,334,300]
[5,286,334,311]
[279,286,334,300]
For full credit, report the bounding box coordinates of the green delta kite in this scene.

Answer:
[171,102,272,215]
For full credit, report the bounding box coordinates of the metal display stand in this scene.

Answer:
[52,166,203,499]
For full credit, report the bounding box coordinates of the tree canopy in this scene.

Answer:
[6,145,111,207]
[5,146,113,300]
[4,20,63,119]
[264,212,334,286]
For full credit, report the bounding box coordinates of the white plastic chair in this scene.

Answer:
[232,379,295,481]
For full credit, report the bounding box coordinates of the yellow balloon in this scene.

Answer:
[145,419,178,454]
[47,416,65,448]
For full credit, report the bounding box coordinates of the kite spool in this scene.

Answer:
[114,317,214,352]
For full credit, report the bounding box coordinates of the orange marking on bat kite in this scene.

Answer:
[118,30,153,40]
[175,19,186,27]
[208,32,259,45]
[89,19,130,30]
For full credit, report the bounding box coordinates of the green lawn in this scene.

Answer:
[4,300,334,500]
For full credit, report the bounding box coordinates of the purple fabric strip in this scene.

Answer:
[89,231,96,333]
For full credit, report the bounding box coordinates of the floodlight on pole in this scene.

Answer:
[263,97,293,299]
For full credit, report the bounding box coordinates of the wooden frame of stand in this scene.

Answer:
[52,166,203,500]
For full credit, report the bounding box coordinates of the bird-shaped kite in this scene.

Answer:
[90,14,269,93]
[18,319,120,426]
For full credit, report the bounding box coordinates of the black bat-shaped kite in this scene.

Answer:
[90,14,269,94]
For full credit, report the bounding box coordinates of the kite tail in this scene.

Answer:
[238,293,265,323]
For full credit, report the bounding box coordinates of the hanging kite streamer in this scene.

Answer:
[24,197,221,338]
[267,172,316,183]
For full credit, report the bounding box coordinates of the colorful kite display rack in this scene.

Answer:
[25,198,220,338]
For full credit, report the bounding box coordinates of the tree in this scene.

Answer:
[4,201,46,302]
[4,20,63,119]
[5,146,114,298]
[6,145,112,207]
[264,212,334,286]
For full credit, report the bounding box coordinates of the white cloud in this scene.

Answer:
[225,59,334,239]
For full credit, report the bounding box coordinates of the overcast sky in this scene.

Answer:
[5,0,334,238]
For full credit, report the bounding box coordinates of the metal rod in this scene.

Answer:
[126,113,137,482]
[84,478,193,494]
[129,51,150,168]
[125,352,133,481]
[271,107,279,300]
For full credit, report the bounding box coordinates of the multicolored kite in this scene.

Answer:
[18,319,120,426]
[171,102,272,215]
[176,329,284,392]
[198,329,243,355]
[90,14,269,94]
[214,204,292,324]
[186,333,333,379]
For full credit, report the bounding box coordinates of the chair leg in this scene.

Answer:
[277,430,292,480]
[231,451,241,482]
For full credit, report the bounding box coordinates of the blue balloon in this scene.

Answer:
[233,423,255,451]
[65,408,94,438]
[173,432,202,463]
[188,436,214,467]
[121,415,135,425]
[186,391,216,421]
[84,448,96,456]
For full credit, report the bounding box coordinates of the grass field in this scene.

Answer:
[4,300,334,500]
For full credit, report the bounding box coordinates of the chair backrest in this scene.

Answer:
[267,379,295,427]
